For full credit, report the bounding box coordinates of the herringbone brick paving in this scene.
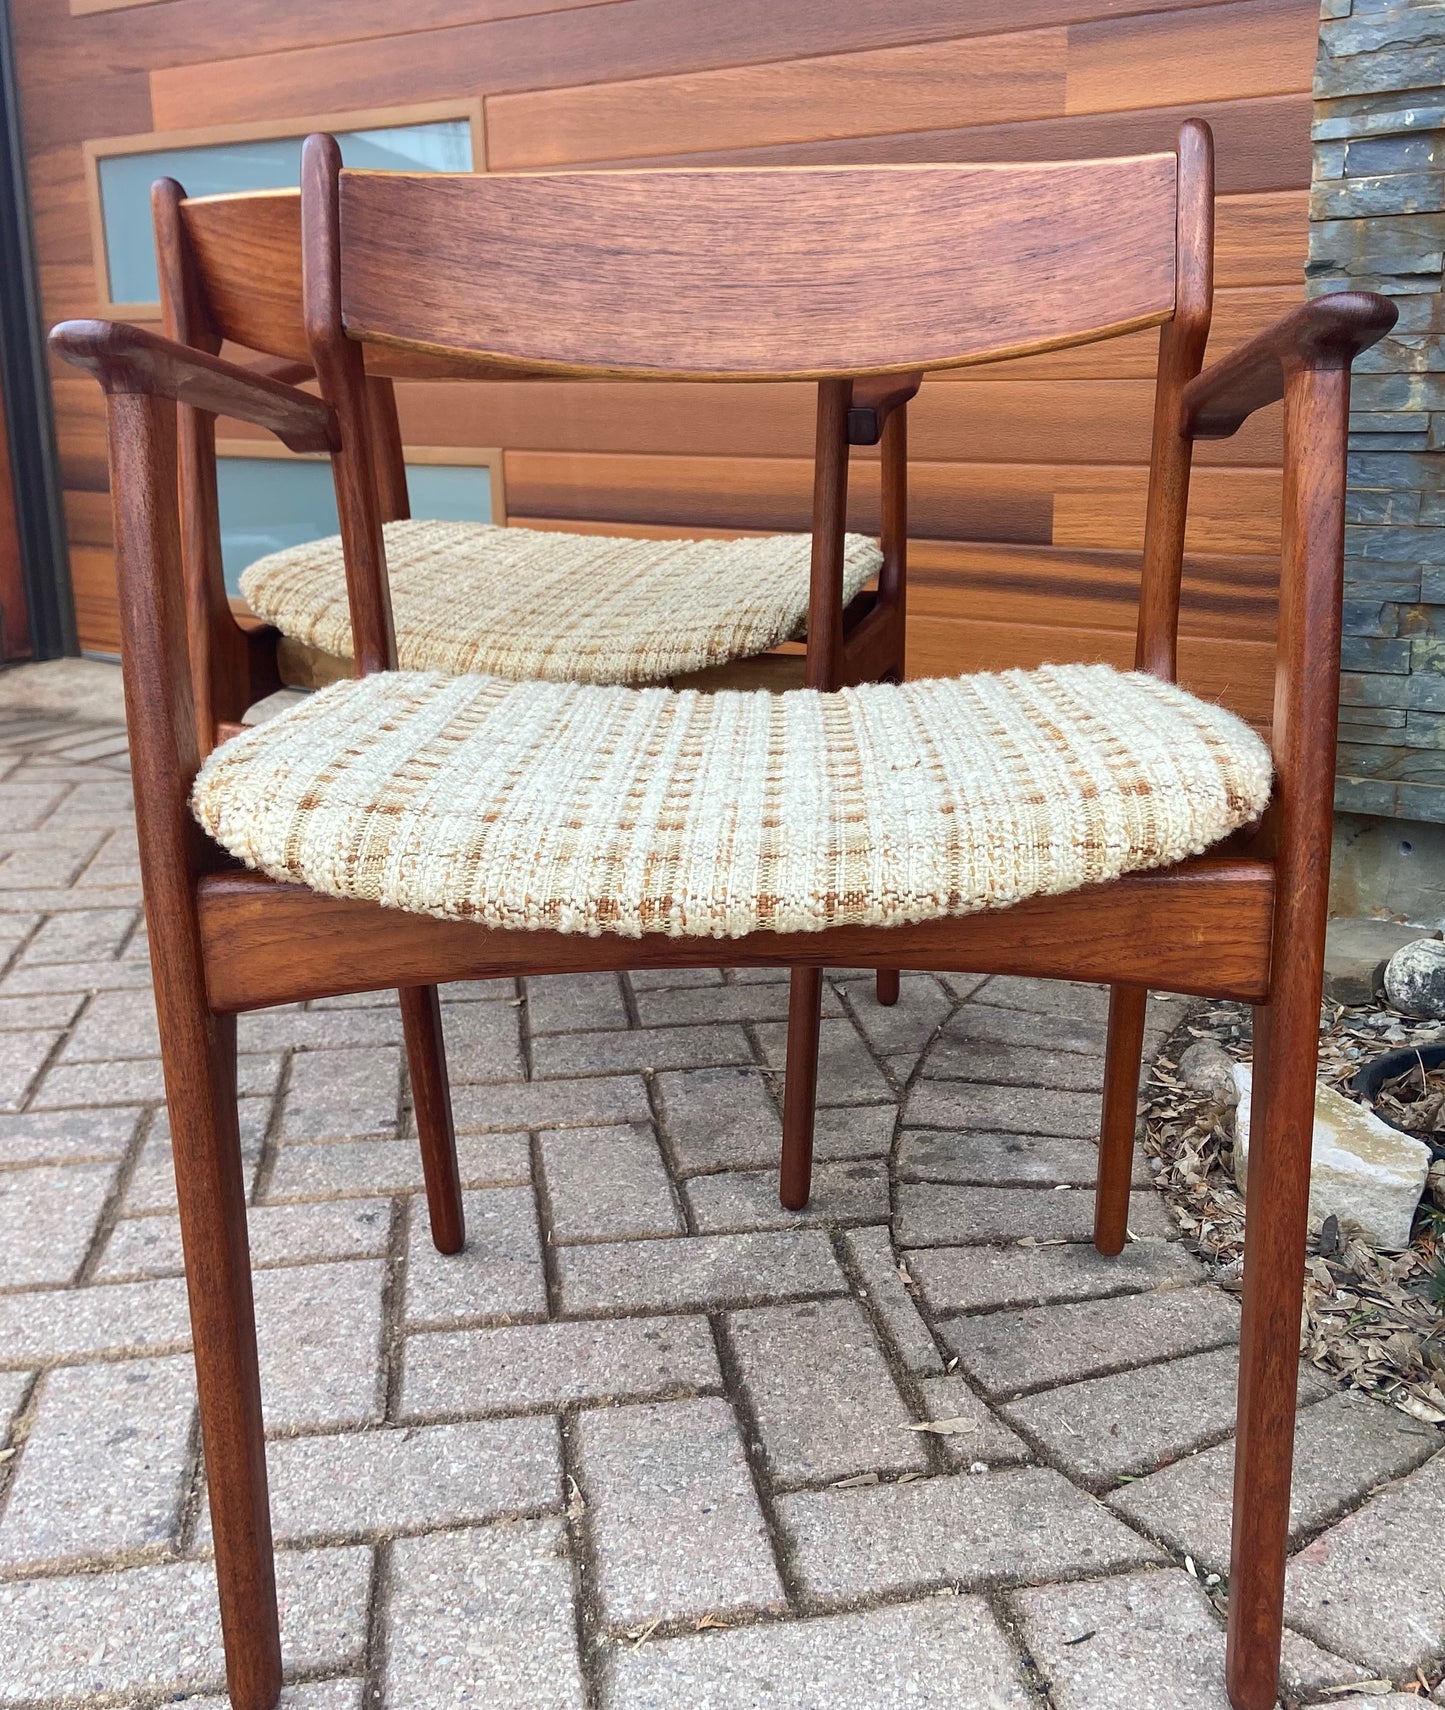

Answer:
[0,690,1440,1710]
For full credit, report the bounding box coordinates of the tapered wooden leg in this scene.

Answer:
[167,1009,281,1710]
[1226,993,1314,1710]
[780,967,823,1209]
[399,984,464,1254]
[1094,982,1148,1256]
[875,968,900,1007]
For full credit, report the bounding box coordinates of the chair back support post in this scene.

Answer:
[877,401,907,629]
[153,178,258,750]
[1136,119,1215,680]
[364,376,411,523]
[807,378,852,691]
[300,132,397,675]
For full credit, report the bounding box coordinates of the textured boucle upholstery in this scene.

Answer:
[192,665,1272,940]
[239,520,882,685]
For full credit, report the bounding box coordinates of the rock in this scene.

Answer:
[1325,918,1432,1007]
[1176,1040,1239,1108]
[1232,1065,1431,1252]
[1383,938,1445,1020]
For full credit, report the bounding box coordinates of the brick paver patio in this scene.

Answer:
[0,683,1440,1709]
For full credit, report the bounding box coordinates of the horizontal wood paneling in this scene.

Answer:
[1063,0,1317,115]
[483,0,1314,169]
[571,93,1312,195]
[17,0,1316,707]
[503,449,1282,554]
[392,376,1279,466]
[134,0,1250,125]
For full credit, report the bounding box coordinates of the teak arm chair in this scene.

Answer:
[52,120,1394,1710]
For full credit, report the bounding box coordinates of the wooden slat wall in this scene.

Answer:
[19,0,1319,715]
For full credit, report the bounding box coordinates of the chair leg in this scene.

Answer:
[875,968,900,1007]
[399,984,465,1255]
[1094,982,1148,1256]
[166,1009,281,1710]
[779,966,823,1209]
[1226,990,1315,1710]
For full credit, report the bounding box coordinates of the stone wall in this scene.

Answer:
[1310,0,1445,823]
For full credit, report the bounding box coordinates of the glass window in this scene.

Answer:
[217,454,495,598]
[97,119,473,307]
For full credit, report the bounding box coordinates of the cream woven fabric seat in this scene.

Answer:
[240,520,883,685]
[194,664,1272,940]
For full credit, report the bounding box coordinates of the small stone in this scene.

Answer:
[1325,917,1429,1005]
[1383,936,1445,1019]
[577,1396,784,1625]
[1232,1065,1431,1250]
[1175,1040,1239,1107]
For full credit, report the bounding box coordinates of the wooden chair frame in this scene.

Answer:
[51,119,1394,1710]
[150,177,913,1237]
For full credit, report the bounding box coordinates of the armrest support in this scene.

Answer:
[49,320,338,455]
[245,353,316,388]
[847,373,922,446]
[1182,293,1395,440]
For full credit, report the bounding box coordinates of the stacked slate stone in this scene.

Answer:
[1309,1,1445,824]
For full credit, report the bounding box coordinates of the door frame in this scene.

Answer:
[0,0,75,661]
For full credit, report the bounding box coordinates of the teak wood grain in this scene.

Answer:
[49,116,1390,1710]
[335,159,1177,379]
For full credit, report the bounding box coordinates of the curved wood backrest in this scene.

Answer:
[180,189,311,364]
[333,158,1180,380]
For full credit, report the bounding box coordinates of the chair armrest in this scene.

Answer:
[49,320,338,455]
[1182,293,1396,440]
[847,373,922,446]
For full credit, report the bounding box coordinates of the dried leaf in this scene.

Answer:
[906,1416,978,1436]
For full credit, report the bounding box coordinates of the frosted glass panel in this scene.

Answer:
[97,120,473,306]
[406,464,496,524]
[217,455,495,597]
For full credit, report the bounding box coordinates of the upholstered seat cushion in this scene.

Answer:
[239,520,883,685]
[193,665,1272,940]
